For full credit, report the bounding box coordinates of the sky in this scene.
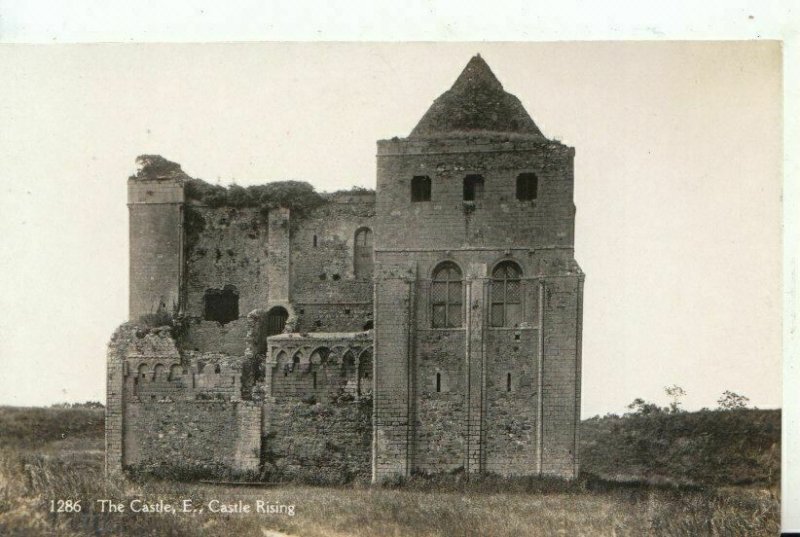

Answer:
[0,41,782,415]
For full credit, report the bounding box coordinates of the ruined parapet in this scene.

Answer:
[261,331,374,482]
[106,323,181,475]
[106,323,261,477]
[265,331,373,401]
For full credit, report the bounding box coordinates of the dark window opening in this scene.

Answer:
[363,320,374,330]
[312,371,317,390]
[516,173,538,201]
[491,261,523,328]
[411,175,431,202]
[507,373,512,392]
[313,234,318,247]
[357,350,373,396]
[431,262,463,328]
[214,364,221,374]
[342,353,355,378]
[354,227,374,279]
[203,285,239,324]
[436,373,441,393]
[153,364,165,381]
[344,308,351,314]
[332,274,341,281]
[463,174,484,201]
[266,307,288,337]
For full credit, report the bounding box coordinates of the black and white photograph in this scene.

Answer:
[0,7,795,535]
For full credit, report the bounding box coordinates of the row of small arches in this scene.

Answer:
[135,363,224,382]
[275,346,372,366]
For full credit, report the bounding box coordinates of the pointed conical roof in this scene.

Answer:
[409,55,545,139]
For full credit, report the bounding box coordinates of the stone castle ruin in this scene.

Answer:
[106,55,585,483]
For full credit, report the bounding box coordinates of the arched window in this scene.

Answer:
[516,173,538,201]
[431,262,463,328]
[310,347,330,366]
[266,306,288,337]
[411,175,431,202]
[491,261,523,327]
[168,364,182,381]
[354,227,374,279]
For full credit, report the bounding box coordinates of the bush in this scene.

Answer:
[184,177,325,218]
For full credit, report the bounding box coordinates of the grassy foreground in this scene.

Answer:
[0,406,781,536]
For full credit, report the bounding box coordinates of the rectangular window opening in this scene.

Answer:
[463,174,484,201]
[411,175,431,202]
[516,173,538,201]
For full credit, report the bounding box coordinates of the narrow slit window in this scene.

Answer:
[436,373,441,393]
[516,173,538,201]
[463,174,484,201]
[411,175,431,202]
[313,234,318,247]
[312,371,317,390]
[506,373,512,392]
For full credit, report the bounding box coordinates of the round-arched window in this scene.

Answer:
[491,261,523,327]
[431,262,463,328]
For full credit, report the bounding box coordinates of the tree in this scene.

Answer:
[665,385,687,413]
[717,390,750,410]
[626,397,664,416]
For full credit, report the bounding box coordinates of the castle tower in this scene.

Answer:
[127,157,185,321]
[372,55,584,481]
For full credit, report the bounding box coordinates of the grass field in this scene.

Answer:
[0,406,781,536]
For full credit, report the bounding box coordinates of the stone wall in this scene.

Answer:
[414,329,466,474]
[124,401,261,475]
[375,137,575,251]
[484,328,539,475]
[372,133,582,481]
[290,194,375,332]
[262,399,372,483]
[128,177,184,320]
[540,274,584,478]
[180,196,376,352]
[184,206,269,320]
[106,325,261,476]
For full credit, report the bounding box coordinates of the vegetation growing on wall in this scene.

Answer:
[184,177,327,218]
[133,154,376,219]
[130,154,190,181]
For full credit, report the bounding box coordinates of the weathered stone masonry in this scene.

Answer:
[107,54,584,483]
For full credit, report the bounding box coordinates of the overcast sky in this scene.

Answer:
[0,41,782,415]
